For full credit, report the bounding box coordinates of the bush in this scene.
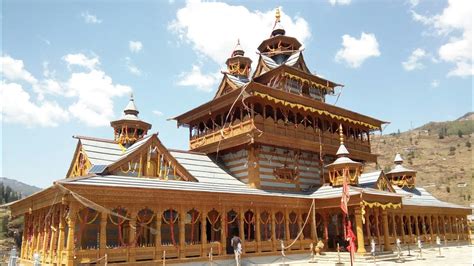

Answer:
[449,146,456,155]
[458,129,463,138]
[466,141,471,148]
[446,186,450,193]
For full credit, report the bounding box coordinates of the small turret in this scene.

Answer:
[326,124,363,186]
[386,153,417,188]
[110,94,152,147]
[225,39,252,78]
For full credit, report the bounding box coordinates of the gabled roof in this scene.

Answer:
[213,74,249,99]
[358,170,395,192]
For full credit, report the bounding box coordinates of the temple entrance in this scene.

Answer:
[226,210,239,254]
[327,213,345,251]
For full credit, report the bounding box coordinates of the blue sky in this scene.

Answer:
[1,0,472,188]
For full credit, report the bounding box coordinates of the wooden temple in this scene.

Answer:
[8,8,470,266]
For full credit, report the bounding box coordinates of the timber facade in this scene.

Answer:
[9,8,470,266]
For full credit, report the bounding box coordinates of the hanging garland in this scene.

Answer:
[253,92,380,130]
[162,210,179,246]
[187,210,201,243]
[275,213,285,240]
[260,212,271,241]
[243,212,255,241]
[109,210,128,247]
[207,211,221,242]
[360,200,402,224]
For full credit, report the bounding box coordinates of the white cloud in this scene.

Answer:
[129,41,143,53]
[169,1,311,73]
[1,54,132,128]
[176,65,220,92]
[153,110,164,116]
[65,69,132,127]
[430,79,439,88]
[63,53,100,70]
[409,0,420,7]
[0,82,69,127]
[411,0,472,77]
[0,55,37,84]
[81,11,102,24]
[335,32,380,68]
[125,57,142,76]
[402,48,427,71]
[328,0,351,6]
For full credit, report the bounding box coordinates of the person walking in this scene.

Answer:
[231,233,242,266]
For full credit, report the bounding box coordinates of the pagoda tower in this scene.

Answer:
[173,8,385,191]
[111,94,152,147]
[385,153,417,189]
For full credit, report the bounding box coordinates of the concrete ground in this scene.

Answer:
[178,245,473,266]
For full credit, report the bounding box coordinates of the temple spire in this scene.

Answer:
[271,7,285,37]
[336,124,349,157]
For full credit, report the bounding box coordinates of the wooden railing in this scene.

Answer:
[190,118,371,155]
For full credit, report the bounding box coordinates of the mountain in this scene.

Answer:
[366,113,473,206]
[0,177,41,198]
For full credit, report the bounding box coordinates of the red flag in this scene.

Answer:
[340,169,350,215]
[346,220,357,265]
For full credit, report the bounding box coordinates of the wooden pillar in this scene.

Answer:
[354,207,366,253]
[179,207,186,258]
[429,216,434,243]
[323,212,329,246]
[41,212,49,259]
[271,209,276,252]
[220,207,226,255]
[414,216,420,240]
[99,212,107,257]
[364,210,371,244]
[442,216,448,240]
[239,207,245,253]
[448,216,453,240]
[297,210,303,246]
[66,203,78,266]
[407,215,413,243]
[284,208,290,242]
[154,208,162,260]
[20,214,28,259]
[256,208,262,253]
[421,216,428,242]
[49,208,58,261]
[200,207,207,257]
[400,215,406,243]
[374,209,381,247]
[391,213,397,241]
[247,145,261,189]
[382,210,391,251]
[128,209,137,262]
[311,202,317,242]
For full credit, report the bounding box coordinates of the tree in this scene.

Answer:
[458,129,463,138]
[0,183,4,204]
[446,186,451,193]
[466,141,471,148]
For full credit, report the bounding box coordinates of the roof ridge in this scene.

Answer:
[73,135,116,144]
[168,149,206,155]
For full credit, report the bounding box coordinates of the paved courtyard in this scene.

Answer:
[179,245,473,266]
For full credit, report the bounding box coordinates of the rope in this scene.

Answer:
[282,199,315,250]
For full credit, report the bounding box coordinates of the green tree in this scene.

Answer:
[458,129,463,138]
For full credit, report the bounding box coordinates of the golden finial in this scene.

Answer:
[275,7,281,22]
[339,124,344,145]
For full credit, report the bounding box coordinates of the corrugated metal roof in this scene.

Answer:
[358,171,382,188]
[170,150,245,186]
[77,135,152,172]
[79,138,123,166]
[60,175,309,199]
[393,186,468,209]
